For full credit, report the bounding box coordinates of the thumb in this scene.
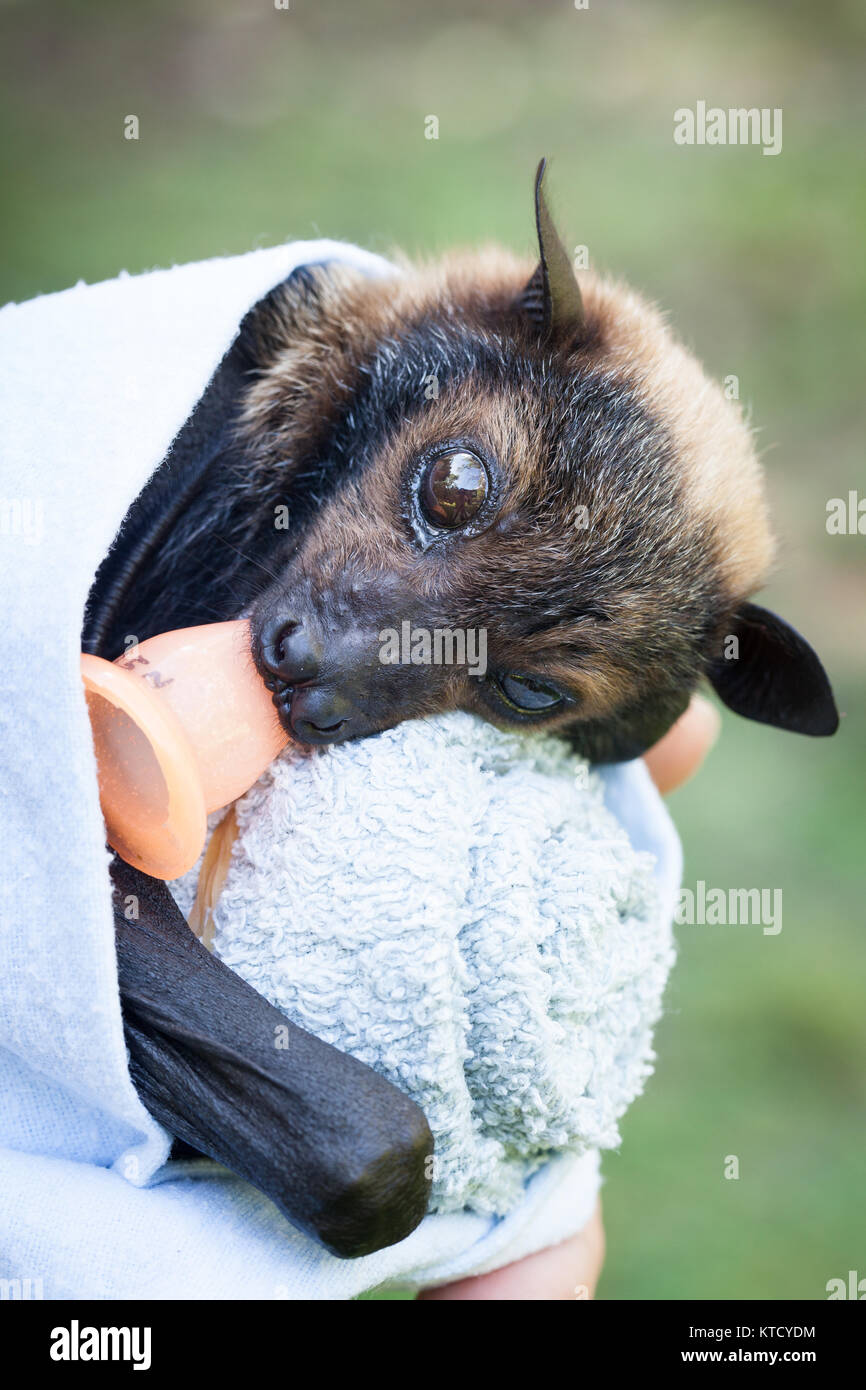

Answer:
[643,694,721,795]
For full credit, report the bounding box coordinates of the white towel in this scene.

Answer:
[171,715,677,1219]
[0,241,681,1298]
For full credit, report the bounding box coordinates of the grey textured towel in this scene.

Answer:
[171,711,676,1216]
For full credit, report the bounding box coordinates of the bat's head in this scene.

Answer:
[243,161,838,759]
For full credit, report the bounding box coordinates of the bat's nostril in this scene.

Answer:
[260,617,319,685]
[272,620,298,669]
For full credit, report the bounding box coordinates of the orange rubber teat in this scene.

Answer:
[81,620,289,880]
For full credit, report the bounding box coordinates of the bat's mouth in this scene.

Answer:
[263,675,351,745]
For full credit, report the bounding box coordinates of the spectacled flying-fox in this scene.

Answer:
[84,161,838,1259]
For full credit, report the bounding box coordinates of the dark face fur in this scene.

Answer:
[238,164,837,761]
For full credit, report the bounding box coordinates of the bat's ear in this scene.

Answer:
[515,158,585,343]
[707,602,839,736]
[234,261,339,369]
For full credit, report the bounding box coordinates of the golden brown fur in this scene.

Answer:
[230,247,780,756]
[95,189,829,762]
[243,248,774,603]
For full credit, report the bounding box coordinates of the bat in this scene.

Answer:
[83,160,838,1256]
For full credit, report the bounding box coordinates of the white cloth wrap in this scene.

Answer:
[171,715,677,1219]
[0,241,681,1298]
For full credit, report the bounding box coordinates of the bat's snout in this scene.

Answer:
[256,612,386,746]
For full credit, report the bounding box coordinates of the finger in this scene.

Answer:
[643,694,721,795]
[417,1198,605,1301]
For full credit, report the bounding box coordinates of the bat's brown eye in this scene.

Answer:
[420,450,488,529]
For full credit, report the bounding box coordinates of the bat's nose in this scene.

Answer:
[257,616,364,744]
[259,617,321,687]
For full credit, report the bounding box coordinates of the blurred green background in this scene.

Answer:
[2,0,863,1300]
